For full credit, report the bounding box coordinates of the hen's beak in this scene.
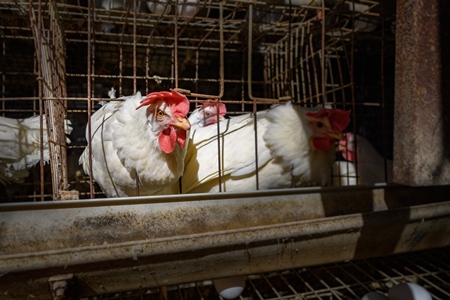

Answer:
[171,117,191,131]
[338,144,347,152]
[327,130,344,141]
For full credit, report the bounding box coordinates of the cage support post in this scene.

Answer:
[30,0,71,200]
[394,0,450,185]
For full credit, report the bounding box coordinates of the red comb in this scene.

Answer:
[136,88,190,118]
[200,100,227,116]
[306,108,351,132]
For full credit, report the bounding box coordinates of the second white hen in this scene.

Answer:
[335,132,393,185]
[181,102,351,193]
[189,101,227,131]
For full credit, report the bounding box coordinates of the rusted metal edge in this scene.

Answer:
[1,186,450,275]
[2,200,450,266]
[0,186,449,298]
[0,185,364,211]
[0,184,447,212]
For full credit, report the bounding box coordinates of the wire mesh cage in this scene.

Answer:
[2,2,450,300]
[0,0,395,201]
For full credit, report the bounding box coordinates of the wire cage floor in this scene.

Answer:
[80,246,450,300]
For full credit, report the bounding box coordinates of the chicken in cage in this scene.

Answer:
[0,0,394,200]
[1,0,450,299]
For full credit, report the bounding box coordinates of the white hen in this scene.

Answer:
[335,132,393,185]
[189,101,227,131]
[0,115,72,185]
[181,102,351,193]
[79,89,191,197]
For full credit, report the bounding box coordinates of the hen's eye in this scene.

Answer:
[157,110,165,117]
[316,121,324,128]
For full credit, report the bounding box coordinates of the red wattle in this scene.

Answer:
[177,130,187,148]
[158,127,177,153]
[312,137,333,151]
[342,149,356,162]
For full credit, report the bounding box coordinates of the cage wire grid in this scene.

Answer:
[0,2,447,300]
[0,0,394,201]
[78,246,450,300]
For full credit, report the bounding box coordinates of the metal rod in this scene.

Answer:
[87,0,94,199]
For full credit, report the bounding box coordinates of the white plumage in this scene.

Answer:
[146,0,171,15]
[330,161,358,186]
[79,90,191,197]
[335,132,393,185]
[0,115,72,185]
[181,102,351,193]
[146,0,198,17]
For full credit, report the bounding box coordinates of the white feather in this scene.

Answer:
[79,92,188,197]
[352,134,393,184]
[147,0,171,15]
[329,161,358,186]
[0,115,72,185]
[181,102,337,193]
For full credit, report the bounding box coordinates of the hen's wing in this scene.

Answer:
[182,111,272,192]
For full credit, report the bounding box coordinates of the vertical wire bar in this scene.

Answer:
[1,39,5,116]
[294,28,300,102]
[350,0,358,181]
[268,45,273,97]
[304,41,313,105]
[309,33,320,105]
[300,26,307,103]
[218,1,224,98]
[380,2,388,183]
[247,4,259,190]
[132,0,137,94]
[171,48,175,88]
[119,46,123,95]
[280,41,285,98]
[320,0,326,105]
[275,45,279,98]
[174,0,179,88]
[286,1,292,99]
[289,26,295,101]
[87,0,94,198]
[216,1,224,191]
[265,48,271,98]
[146,47,149,94]
[195,50,199,94]
[326,53,337,105]
[29,0,46,201]
[133,0,139,196]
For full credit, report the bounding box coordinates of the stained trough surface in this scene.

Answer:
[81,246,450,299]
